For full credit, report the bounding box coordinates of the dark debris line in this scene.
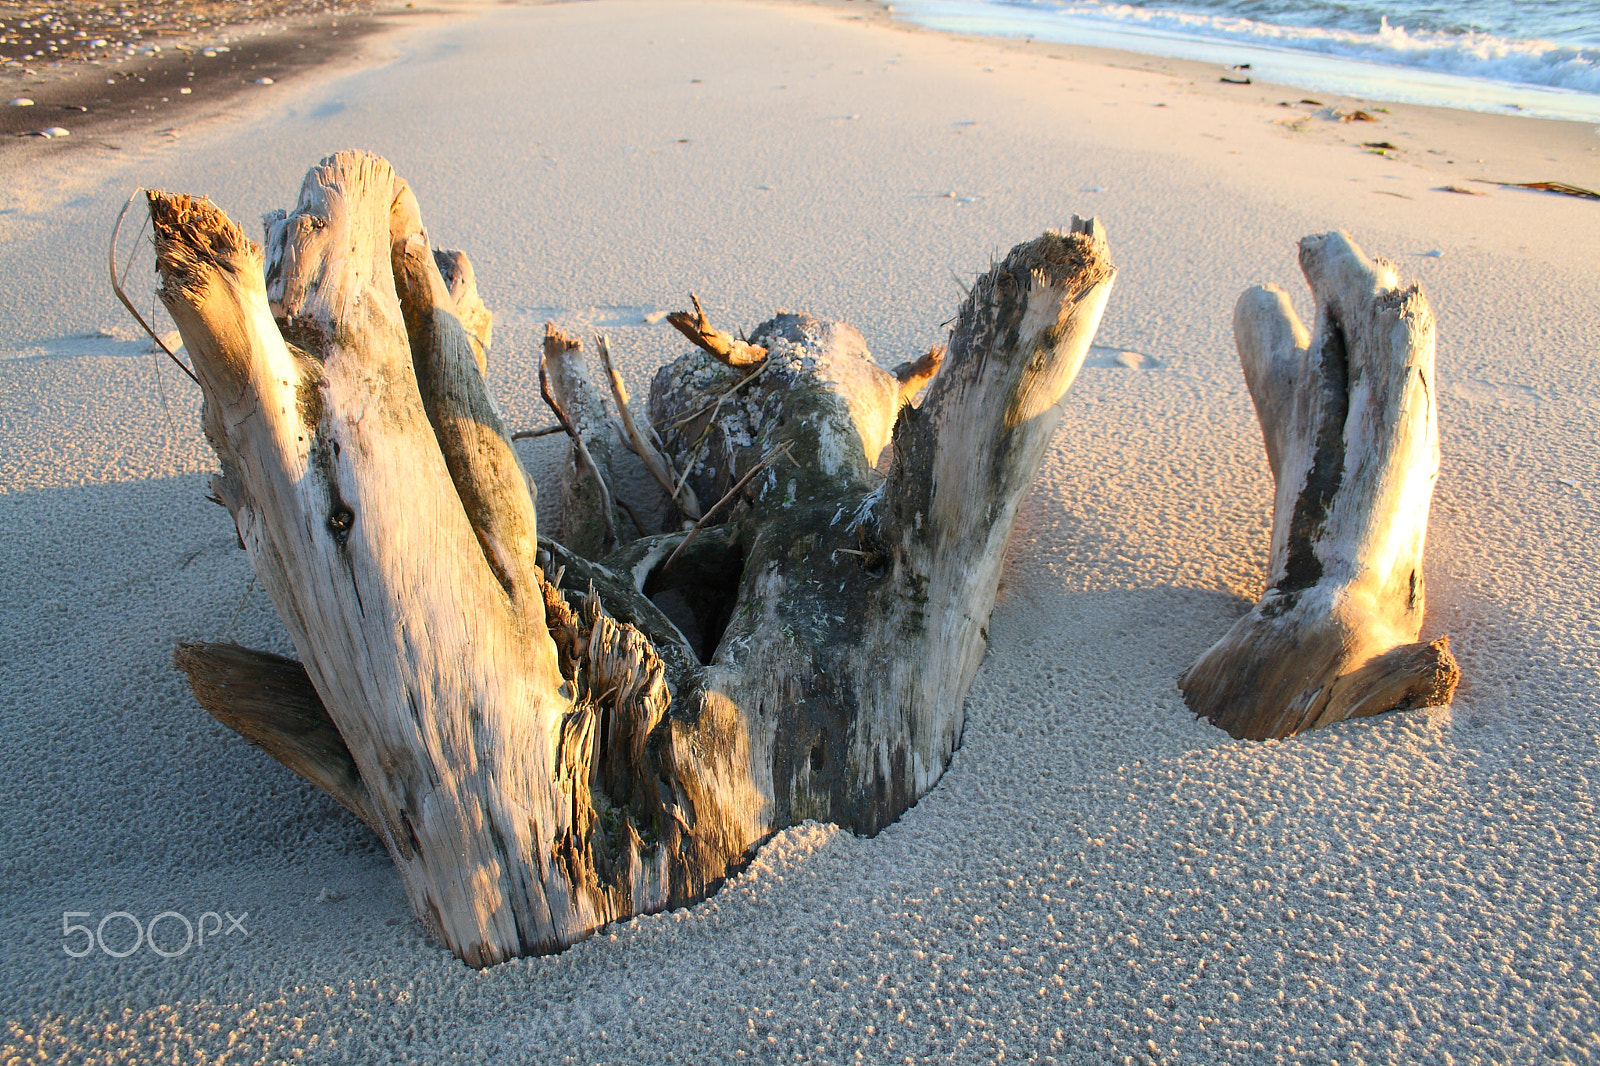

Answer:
[0,1,373,75]
[0,1,380,143]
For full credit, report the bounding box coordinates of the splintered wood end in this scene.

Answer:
[666,293,767,368]
[544,321,581,358]
[894,345,945,403]
[146,190,262,302]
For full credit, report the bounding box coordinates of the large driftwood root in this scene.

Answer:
[152,149,1116,966]
[1181,232,1460,741]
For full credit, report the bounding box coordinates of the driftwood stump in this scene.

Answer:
[152,150,1116,966]
[1181,232,1459,740]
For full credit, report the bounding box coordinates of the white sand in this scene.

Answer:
[2,2,1598,1061]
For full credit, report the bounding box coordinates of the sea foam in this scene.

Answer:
[1072,4,1600,93]
[896,0,1600,119]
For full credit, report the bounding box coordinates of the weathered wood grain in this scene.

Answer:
[1181,231,1459,740]
[155,150,1117,965]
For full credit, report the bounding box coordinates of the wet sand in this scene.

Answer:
[0,0,383,151]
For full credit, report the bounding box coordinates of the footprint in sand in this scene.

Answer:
[1446,377,1540,405]
[1084,344,1163,370]
[500,306,672,331]
[0,329,182,363]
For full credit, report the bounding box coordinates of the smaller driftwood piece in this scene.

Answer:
[1181,231,1459,740]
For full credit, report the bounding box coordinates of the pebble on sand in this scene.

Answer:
[254,77,274,85]
[7,98,34,106]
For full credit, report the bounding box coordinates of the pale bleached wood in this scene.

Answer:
[1181,231,1459,740]
[541,324,620,554]
[644,221,1116,831]
[155,154,580,967]
[388,181,543,613]
[157,151,1119,966]
[432,247,492,373]
[848,219,1115,816]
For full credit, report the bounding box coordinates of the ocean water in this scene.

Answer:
[892,0,1600,122]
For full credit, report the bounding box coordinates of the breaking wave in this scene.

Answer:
[1016,2,1600,94]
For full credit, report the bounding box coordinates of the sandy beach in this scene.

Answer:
[1,0,1597,1061]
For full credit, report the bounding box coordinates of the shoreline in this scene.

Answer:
[3,0,1594,197]
[846,0,1600,194]
[882,0,1600,125]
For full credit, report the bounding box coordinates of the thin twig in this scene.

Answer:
[222,573,257,642]
[109,188,199,386]
[666,357,775,430]
[672,424,712,503]
[662,358,778,504]
[510,424,566,441]
[615,494,649,537]
[146,332,180,445]
[595,332,702,520]
[662,441,792,573]
[540,324,616,551]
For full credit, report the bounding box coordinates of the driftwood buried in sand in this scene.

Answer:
[1181,231,1459,740]
[147,150,1458,967]
[151,149,1117,966]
